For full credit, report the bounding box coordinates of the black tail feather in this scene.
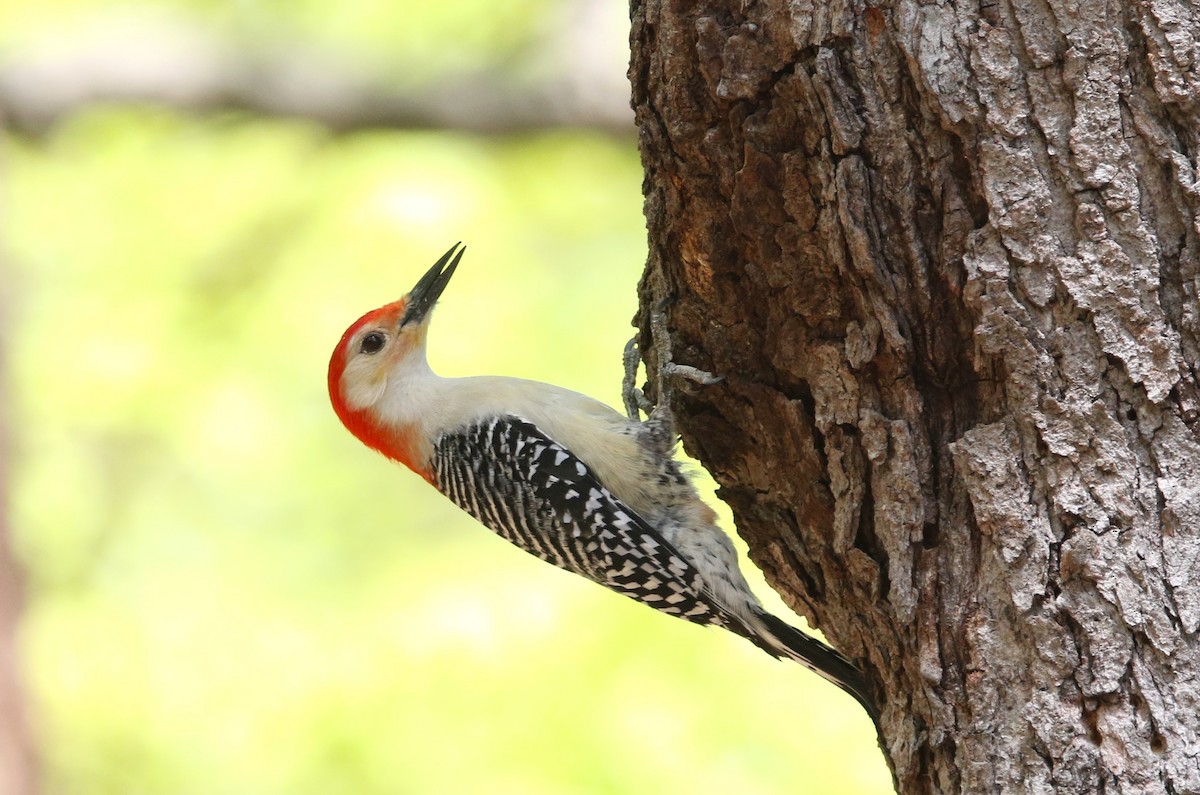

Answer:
[753,611,880,725]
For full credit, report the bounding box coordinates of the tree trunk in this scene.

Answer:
[629,0,1200,792]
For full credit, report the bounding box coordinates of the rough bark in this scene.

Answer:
[629,0,1200,792]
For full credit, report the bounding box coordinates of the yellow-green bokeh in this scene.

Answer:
[4,3,890,794]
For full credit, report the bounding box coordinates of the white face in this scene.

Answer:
[334,245,462,419]
[339,325,393,410]
[338,317,433,413]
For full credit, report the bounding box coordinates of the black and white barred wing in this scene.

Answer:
[432,416,721,625]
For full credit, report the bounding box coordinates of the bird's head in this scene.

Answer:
[327,243,464,470]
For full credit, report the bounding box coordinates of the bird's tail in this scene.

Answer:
[750,609,879,724]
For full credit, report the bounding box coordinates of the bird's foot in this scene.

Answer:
[660,362,724,387]
[623,296,722,423]
[648,297,723,401]
[622,336,654,421]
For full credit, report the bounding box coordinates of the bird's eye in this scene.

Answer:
[359,331,387,354]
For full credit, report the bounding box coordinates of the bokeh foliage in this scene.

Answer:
[3,2,889,793]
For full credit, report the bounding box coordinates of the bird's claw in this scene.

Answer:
[662,362,724,387]
[649,300,722,401]
[623,337,655,420]
[622,302,723,423]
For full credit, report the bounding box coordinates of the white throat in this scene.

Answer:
[375,354,446,427]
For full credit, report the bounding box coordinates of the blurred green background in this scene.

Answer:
[2,1,888,793]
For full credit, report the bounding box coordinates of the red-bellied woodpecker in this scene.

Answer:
[327,243,877,721]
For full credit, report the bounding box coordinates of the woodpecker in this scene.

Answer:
[328,244,877,721]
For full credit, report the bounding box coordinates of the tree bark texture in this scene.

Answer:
[629,0,1200,792]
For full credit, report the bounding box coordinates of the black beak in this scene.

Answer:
[400,243,464,327]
